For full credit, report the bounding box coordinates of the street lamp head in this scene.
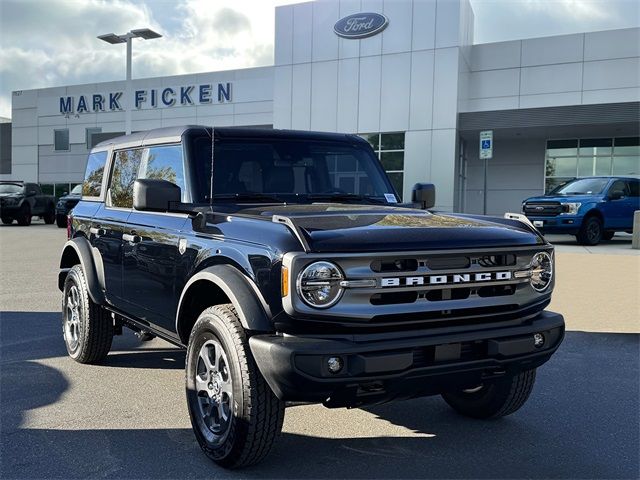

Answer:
[130,28,162,40]
[97,33,126,44]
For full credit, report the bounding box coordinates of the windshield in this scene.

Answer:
[551,178,610,195]
[70,184,83,195]
[189,136,397,204]
[0,184,23,194]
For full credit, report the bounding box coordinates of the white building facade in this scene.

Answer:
[5,0,640,214]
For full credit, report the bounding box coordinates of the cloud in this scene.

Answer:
[0,0,299,117]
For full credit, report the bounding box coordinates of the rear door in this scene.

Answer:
[90,148,143,310]
[121,144,189,333]
[621,179,640,229]
[602,179,630,229]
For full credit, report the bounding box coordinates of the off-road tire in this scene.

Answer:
[602,231,615,241]
[1,217,12,225]
[56,214,67,228]
[44,206,56,224]
[62,264,113,363]
[442,369,536,419]
[16,204,31,226]
[186,304,285,469]
[576,215,602,245]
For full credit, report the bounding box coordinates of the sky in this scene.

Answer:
[0,0,639,119]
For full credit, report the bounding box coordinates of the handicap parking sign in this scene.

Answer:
[480,131,493,159]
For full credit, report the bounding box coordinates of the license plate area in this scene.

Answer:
[533,220,544,227]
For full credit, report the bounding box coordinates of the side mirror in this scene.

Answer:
[27,190,37,197]
[412,183,436,210]
[133,178,181,212]
[608,190,624,200]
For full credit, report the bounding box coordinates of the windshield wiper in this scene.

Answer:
[306,193,385,204]
[212,193,284,203]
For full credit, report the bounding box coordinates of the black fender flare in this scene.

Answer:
[58,237,105,305]
[176,264,272,338]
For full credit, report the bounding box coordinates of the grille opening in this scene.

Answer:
[425,288,471,301]
[412,340,488,367]
[478,285,516,297]
[371,291,418,305]
[371,259,418,273]
[425,256,470,270]
[476,254,516,267]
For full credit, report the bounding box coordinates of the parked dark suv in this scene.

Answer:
[0,181,56,226]
[58,126,564,468]
[55,184,83,228]
[523,176,640,245]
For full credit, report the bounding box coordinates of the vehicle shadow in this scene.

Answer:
[1,311,638,479]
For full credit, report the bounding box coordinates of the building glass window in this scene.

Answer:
[86,127,102,149]
[544,137,640,192]
[360,132,405,196]
[54,129,70,151]
[109,149,144,208]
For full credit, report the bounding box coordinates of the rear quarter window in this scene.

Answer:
[82,151,108,198]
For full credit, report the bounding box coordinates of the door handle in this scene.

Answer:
[123,233,142,244]
[90,227,106,237]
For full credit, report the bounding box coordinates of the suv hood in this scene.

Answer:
[239,204,543,252]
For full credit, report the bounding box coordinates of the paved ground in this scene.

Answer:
[1,221,638,479]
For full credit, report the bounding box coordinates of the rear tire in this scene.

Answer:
[16,204,31,226]
[442,369,536,419]
[56,214,67,228]
[1,217,12,225]
[62,265,113,363]
[576,216,602,245]
[186,304,285,468]
[44,206,56,224]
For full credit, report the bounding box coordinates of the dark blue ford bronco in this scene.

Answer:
[523,176,640,245]
[58,126,564,468]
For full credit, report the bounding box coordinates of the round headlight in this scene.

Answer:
[297,261,344,308]
[530,251,553,292]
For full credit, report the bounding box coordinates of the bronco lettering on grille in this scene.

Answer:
[380,271,512,287]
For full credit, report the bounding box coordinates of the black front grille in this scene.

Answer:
[524,202,562,216]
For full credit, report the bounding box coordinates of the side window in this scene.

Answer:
[109,149,143,208]
[609,180,629,197]
[139,145,186,201]
[627,180,639,197]
[82,151,108,198]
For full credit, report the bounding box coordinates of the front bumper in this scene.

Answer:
[525,215,583,234]
[250,310,564,407]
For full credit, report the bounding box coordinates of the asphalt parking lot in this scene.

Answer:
[1,221,638,479]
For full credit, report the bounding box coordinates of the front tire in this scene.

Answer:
[576,216,602,245]
[62,265,113,363]
[186,305,285,469]
[1,217,12,225]
[16,204,31,226]
[56,214,67,228]
[442,369,536,419]
[44,206,56,224]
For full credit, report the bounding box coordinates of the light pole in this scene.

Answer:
[97,28,162,135]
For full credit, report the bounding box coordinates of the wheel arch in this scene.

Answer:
[176,264,272,345]
[58,237,105,305]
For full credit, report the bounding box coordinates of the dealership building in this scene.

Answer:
[4,0,639,213]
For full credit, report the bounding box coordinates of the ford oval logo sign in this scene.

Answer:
[334,12,388,39]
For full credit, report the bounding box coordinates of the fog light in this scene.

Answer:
[533,333,545,348]
[327,356,343,374]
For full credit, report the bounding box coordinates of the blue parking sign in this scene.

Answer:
[479,130,493,159]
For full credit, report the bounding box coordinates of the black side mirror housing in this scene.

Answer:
[412,183,436,209]
[133,178,181,212]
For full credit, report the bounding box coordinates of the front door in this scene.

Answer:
[120,143,189,334]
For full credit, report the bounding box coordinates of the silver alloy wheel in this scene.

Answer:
[64,285,81,351]
[195,339,233,443]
